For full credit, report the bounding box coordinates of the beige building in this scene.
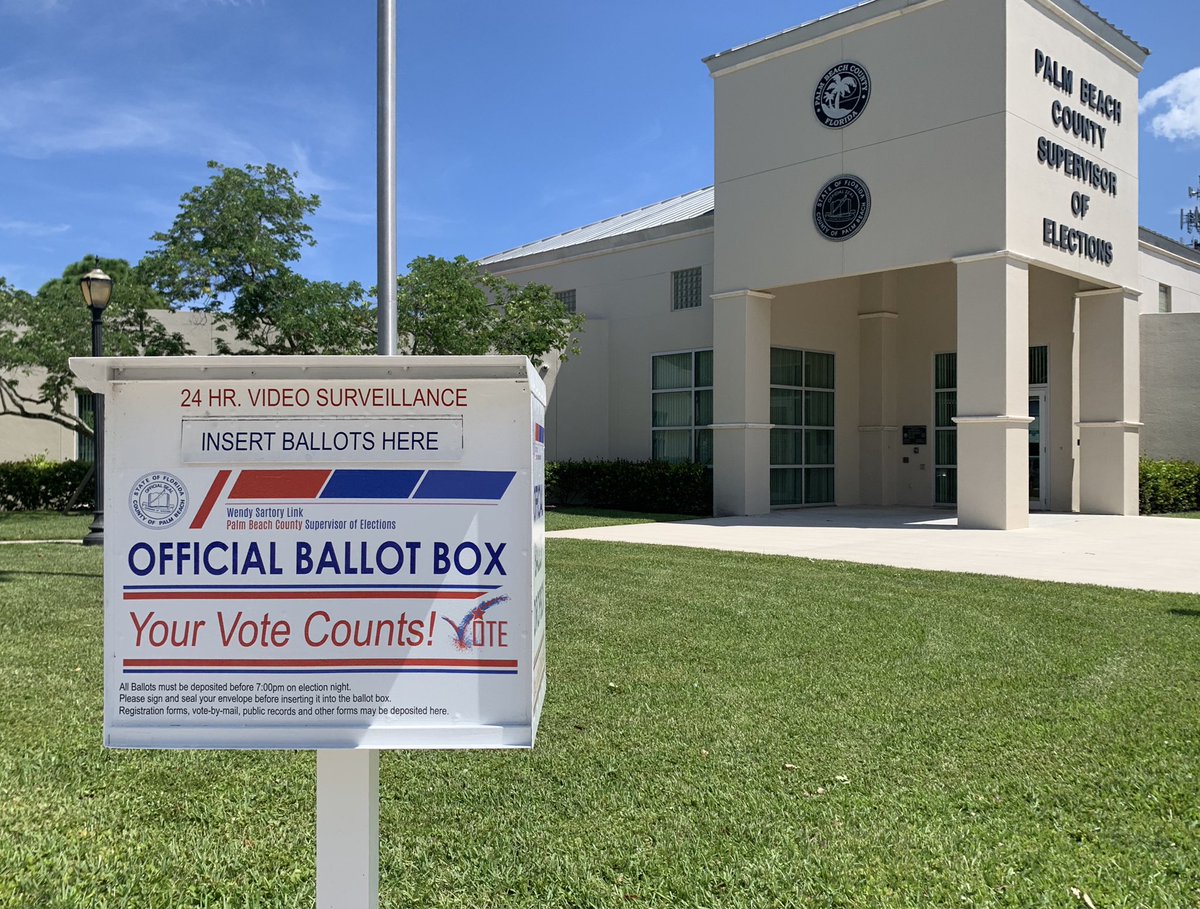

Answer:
[0,311,229,463]
[7,0,1198,529]
[483,0,1200,529]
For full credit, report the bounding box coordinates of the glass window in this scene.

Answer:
[652,430,692,463]
[933,352,957,506]
[652,391,692,428]
[652,352,692,390]
[1158,283,1172,314]
[651,349,713,465]
[671,267,703,311]
[1028,346,1048,386]
[804,351,835,390]
[554,289,577,314]
[694,349,713,387]
[770,347,835,507]
[805,390,835,427]
[770,347,803,387]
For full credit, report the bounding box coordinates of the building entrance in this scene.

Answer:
[1028,389,1049,510]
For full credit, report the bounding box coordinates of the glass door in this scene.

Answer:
[1028,390,1048,510]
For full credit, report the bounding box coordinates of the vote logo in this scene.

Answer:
[813,175,872,241]
[814,62,871,128]
[129,472,189,529]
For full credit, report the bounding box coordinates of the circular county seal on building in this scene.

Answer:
[129,472,189,529]
[813,61,871,128]
[813,175,872,241]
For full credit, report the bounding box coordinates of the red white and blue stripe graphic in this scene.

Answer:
[122,657,518,675]
[533,423,545,444]
[191,467,515,529]
[122,583,500,601]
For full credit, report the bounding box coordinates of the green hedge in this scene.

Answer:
[1139,458,1200,515]
[546,459,712,516]
[5,455,1189,517]
[0,456,94,512]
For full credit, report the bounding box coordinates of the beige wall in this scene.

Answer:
[0,408,75,462]
[1138,243,1200,313]
[0,310,230,464]
[494,231,715,461]
[712,0,1008,293]
[1141,313,1200,461]
[1005,0,1140,289]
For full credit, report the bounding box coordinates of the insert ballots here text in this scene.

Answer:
[103,369,546,750]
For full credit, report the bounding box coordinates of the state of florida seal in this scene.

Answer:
[129,472,189,529]
[813,175,872,241]
[813,62,871,128]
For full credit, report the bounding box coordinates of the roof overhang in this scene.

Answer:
[704,0,1148,77]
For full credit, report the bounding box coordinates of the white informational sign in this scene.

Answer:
[70,356,547,750]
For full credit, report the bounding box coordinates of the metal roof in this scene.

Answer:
[1140,227,1200,266]
[479,186,714,266]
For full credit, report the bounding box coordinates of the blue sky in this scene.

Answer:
[0,0,1196,294]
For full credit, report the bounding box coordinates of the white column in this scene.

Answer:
[317,749,380,909]
[1077,287,1141,515]
[712,289,773,516]
[953,252,1032,530]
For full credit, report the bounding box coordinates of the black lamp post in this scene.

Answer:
[80,267,113,546]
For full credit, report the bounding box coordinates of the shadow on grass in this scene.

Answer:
[1168,607,1200,618]
[0,570,101,581]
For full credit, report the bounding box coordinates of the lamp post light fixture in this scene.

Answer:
[80,267,113,546]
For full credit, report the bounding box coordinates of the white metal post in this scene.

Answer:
[316,750,380,908]
[315,1,394,906]
[376,0,398,358]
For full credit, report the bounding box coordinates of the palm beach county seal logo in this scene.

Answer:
[813,62,871,128]
[813,175,871,241]
[129,472,189,529]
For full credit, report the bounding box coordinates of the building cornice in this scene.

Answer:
[482,221,714,278]
[704,0,1147,79]
[950,250,1036,267]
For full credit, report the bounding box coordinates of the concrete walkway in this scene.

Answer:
[548,507,1200,595]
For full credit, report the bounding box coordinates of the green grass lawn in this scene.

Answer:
[545,506,697,531]
[1163,511,1200,520]
[0,510,91,541]
[1,528,1198,907]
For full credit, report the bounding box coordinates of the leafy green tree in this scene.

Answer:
[396,255,495,356]
[0,256,191,436]
[217,272,375,355]
[141,161,320,310]
[141,160,373,354]
[488,273,584,364]
[397,255,583,365]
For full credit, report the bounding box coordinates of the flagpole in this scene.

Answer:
[315,3,393,907]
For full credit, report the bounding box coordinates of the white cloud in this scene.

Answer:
[0,75,264,162]
[0,218,69,236]
[1141,67,1200,141]
[289,143,344,195]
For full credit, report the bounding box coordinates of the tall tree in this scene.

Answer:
[141,160,373,354]
[218,272,375,355]
[0,256,191,437]
[397,255,584,365]
[141,161,320,310]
